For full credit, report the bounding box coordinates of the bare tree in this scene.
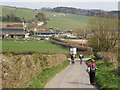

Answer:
[88,15,118,52]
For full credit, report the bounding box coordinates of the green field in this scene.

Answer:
[46,14,91,30]
[2,40,69,53]
[1,5,92,31]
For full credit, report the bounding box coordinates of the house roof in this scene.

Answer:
[6,24,23,28]
[36,25,47,30]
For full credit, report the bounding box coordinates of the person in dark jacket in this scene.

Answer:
[88,59,97,85]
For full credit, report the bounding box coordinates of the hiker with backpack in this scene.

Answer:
[87,59,97,85]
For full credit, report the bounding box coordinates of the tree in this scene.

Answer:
[88,15,118,52]
[75,25,88,36]
[35,13,46,21]
[28,30,34,36]
[2,13,23,22]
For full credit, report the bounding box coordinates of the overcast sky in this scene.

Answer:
[1,0,120,2]
[1,0,119,11]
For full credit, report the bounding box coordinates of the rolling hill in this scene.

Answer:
[1,5,92,31]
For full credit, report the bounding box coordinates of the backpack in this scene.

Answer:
[90,64,96,72]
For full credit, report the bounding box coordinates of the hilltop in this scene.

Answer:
[48,7,119,18]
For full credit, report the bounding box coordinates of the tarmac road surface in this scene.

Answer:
[45,58,98,89]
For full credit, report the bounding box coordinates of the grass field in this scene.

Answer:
[1,5,92,31]
[2,39,69,53]
[46,14,91,30]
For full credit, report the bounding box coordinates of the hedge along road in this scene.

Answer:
[45,58,98,89]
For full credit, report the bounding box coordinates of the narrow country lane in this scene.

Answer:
[45,58,98,89]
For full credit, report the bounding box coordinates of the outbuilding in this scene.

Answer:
[0,28,25,39]
[35,32,56,36]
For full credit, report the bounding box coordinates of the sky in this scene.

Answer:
[1,0,120,2]
[1,0,119,11]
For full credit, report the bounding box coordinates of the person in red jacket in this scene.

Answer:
[88,59,97,85]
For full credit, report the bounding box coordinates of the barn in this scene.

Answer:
[0,28,25,39]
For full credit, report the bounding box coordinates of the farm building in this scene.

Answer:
[0,28,25,39]
[34,21,47,31]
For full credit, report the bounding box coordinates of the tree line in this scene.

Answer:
[45,7,119,18]
[1,14,24,22]
[1,12,47,23]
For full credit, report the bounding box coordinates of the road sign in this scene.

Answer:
[70,48,77,54]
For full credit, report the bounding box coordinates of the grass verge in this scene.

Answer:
[28,60,69,88]
[86,60,118,89]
